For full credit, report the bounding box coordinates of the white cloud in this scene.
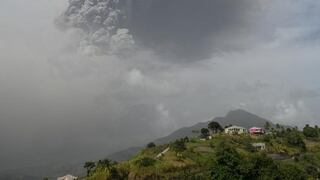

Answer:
[126,68,144,86]
[274,100,315,126]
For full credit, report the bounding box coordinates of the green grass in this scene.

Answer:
[83,133,320,179]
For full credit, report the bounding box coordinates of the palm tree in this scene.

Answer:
[84,161,96,176]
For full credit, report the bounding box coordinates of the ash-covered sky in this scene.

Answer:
[0,0,320,171]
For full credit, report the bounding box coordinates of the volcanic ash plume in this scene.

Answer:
[56,0,135,55]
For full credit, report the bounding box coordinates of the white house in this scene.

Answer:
[224,125,247,135]
[57,174,77,180]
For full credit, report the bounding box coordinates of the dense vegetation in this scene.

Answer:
[80,123,320,180]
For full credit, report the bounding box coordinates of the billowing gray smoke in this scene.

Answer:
[58,0,261,60]
[57,0,134,55]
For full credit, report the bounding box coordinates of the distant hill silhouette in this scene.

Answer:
[107,109,275,161]
[106,147,142,162]
[219,109,272,128]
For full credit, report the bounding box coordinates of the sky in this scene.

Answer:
[0,0,320,171]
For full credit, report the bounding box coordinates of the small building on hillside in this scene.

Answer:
[224,125,247,135]
[252,143,266,150]
[57,174,77,180]
[249,127,265,135]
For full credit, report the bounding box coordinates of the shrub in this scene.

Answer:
[211,165,241,180]
[134,157,156,167]
[240,153,279,179]
[305,165,320,179]
[109,167,121,179]
[211,141,242,179]
[277,163,307,180]
[183,136,190,143]
[171,139,187,152]
[147,142,156,148]
[84,161,96,176]
[97,158,116,169]
[200,128,210,138]
[284,130,306,150]
[303,124,319,138]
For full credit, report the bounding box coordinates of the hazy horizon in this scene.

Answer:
[1,0,320,172]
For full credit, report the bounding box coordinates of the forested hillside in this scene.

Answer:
[80,124,320,180]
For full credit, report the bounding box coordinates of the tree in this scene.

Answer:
[183,136,189,143]
[211,165,240,180]
[240,153,279,179]
[97,158,116,170]
[215,142,241,168]
[200,128,210,138]
[285,130,306,150]
[109,167,121,179]
[171,138,186,152]
[303,124,319,138]
[208,121,223,134]
[316,125,319,134]
[147,142,156,148]
[264,122,271,130]
[134,157,156,167]
[277,164,307,180]
[84,161,96,176]
[211,141,242,179]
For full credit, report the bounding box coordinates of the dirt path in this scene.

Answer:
[156,147,170,158]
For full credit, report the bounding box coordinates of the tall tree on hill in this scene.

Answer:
[84,161,96,177]
[208,121,223,134]
[201,128,210,138]
[97,158,116,170]
[303,124,319,138]
[264,122,271,130]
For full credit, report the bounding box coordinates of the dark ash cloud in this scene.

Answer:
[58,0,265,61]
[130,0,264,61]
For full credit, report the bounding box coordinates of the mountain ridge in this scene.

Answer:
[107,109,275,161]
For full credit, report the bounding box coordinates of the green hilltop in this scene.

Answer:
[106,109,278,162]
[79,123,320,180]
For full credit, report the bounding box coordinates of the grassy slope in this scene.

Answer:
[84,134,320,180]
